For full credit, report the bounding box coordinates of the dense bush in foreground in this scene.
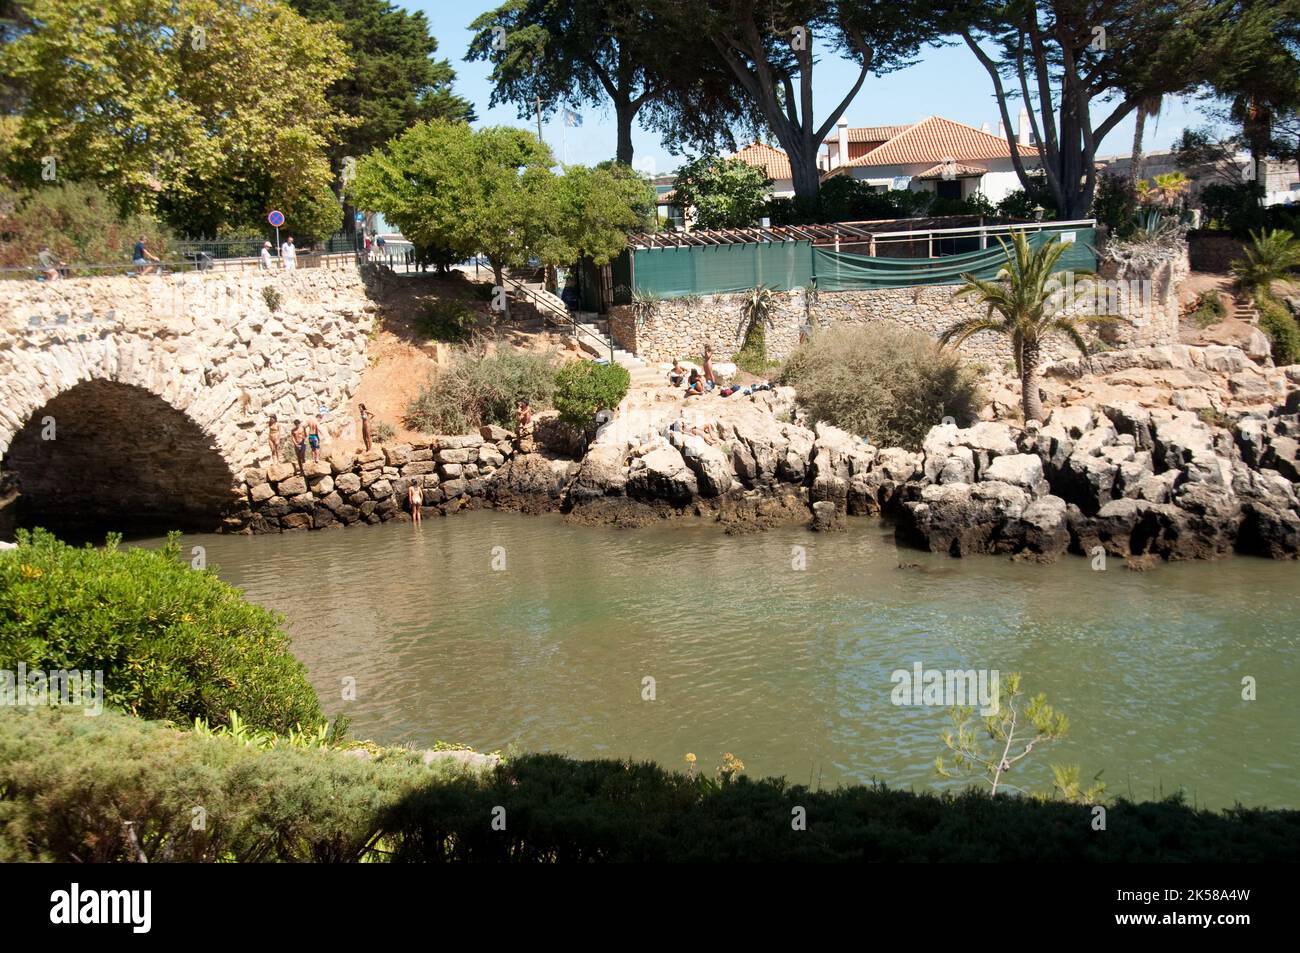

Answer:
[0,530,321,733]
[781,324,982,450]
[2,707,1296,863]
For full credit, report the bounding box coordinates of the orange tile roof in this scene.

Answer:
[840,116,1037,169]
[825,124,909,144]
[731,142,791,180]
[914,161,989,180]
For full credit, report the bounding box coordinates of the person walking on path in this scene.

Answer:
[133,236,160,275]
[281,236,297,271]
[515,398,535,454]
[359,403,374,453]
[260,241,273,270]
[267,415,282,463]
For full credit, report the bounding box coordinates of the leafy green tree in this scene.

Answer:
[0,0,351,238]
[953,0,1233,218]
[290,0,473,233]
[468,0,748,165]
[544,163,655,265]
[672,153,771,229]
[943,232,1108,423]
[352,121,556,318]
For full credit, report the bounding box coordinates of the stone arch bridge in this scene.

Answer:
[0,268,376,536]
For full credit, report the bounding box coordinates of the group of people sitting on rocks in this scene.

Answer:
[669,344,774,400]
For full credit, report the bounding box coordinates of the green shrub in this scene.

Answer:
[415,299,477,343]
[553,360,630,428]
[4,706,1297,863]
[0,180,174,273]
[1188,290,1226,328]
[405,348,555,433]
[780,324,982,450]
[0,706,446,863]
[0,530,321,733]
[1257,292,1300,365]
[372,420,396,444]
[262,286,282,313]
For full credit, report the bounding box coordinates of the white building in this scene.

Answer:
[821,113,1041,205]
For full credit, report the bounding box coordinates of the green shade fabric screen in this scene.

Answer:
[628,227,1097,297]
[814,228,1098,291]
[632,241,813,297]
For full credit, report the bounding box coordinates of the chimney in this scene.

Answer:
[997,120,1006,139]
[837,119,849,170]
[981,122,990,134]
[1018,107,1031,146]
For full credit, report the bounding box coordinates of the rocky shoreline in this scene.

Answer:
[233,344,1300,565]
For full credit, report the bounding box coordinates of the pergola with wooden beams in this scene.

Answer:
[627,216,1011,250]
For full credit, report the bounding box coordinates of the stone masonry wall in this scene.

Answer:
[611,247,1187,371]
[238,428,515,532]
[0,267,376,482]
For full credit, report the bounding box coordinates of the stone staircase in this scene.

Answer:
[1232,296,1259,325]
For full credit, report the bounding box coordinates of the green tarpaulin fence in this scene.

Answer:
[631,242,813,297]
[629,227,1097,296]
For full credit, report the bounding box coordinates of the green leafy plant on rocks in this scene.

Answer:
[262,286,282,313]
[1188,290,1227,328]
[1257,292,1300,365]
[553,360,630,428]
[0,530,322,733]
[735,284,778,375]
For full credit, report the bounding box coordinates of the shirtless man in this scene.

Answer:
[306,414,323,463]
[290,419,308,474]
[267,415,282,463]
[407,479,424,523]
[702,344,717,387]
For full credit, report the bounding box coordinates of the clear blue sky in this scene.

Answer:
[414,1,1223,175]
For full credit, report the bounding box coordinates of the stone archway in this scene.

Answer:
[1,380,237,537]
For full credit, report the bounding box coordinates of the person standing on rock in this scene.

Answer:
[359,403,374,452]
[702,344,717,388]
[290,419,308,474]
[267,415,282,463]
[407,479,424,523]
[281,236,297,271]
[515,398,535,454]
[306,414,323,463]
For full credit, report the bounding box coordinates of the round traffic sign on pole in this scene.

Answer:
[267,210,285,228]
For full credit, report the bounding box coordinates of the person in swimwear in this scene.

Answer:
[267,415,282,463]
[306,414,323,463]
[407,479,424,523]
[290,419,308,474]
[359,403,374,452]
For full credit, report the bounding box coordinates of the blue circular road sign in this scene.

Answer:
[267,210,285,228]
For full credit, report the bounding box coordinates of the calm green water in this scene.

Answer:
[170,511,1300,809]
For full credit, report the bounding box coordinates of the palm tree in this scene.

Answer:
[1129,94,1163,192]
[942,232,1108,423]
[1231,228,1300,292]
[1135,171,1190,208]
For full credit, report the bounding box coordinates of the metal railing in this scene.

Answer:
[501,274,615,364]
[2,251,359,281]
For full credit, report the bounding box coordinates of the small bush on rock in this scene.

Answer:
[406,348,554,433]
[1257,292,1300,365]
[553,360,630,428]
[780,324,981,450]
[0,530,321,733]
